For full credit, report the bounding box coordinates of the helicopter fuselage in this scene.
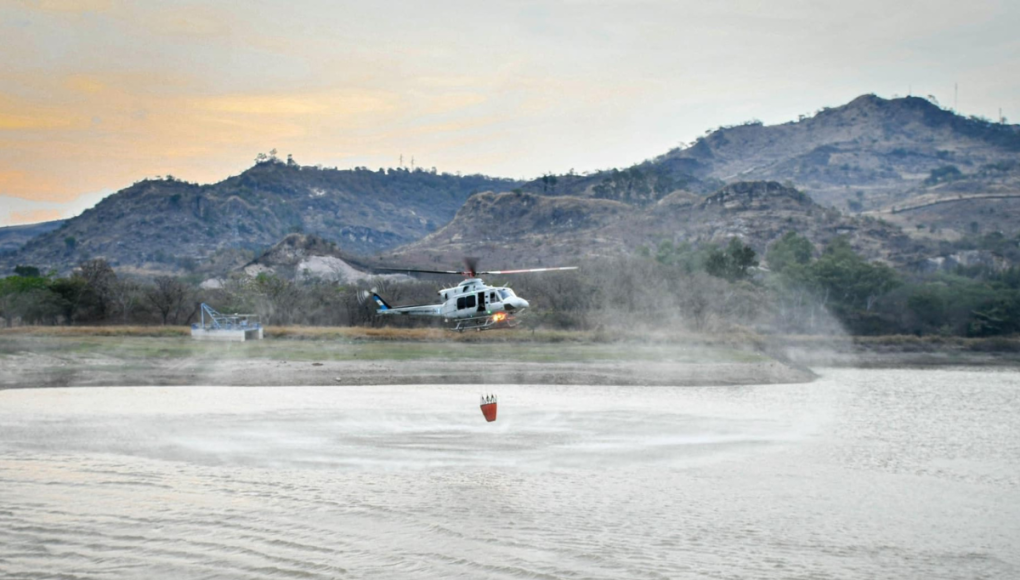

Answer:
[368,277,530,330]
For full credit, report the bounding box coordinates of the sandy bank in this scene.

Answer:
[0,335,814,388]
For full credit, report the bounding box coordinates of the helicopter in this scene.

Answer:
[359,258,577,331]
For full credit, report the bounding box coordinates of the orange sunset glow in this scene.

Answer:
[1,0,1017,225]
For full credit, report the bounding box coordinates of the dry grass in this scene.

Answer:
[1,324,749,345]
[2,325,1016,351]
[0,325,190,337]
[0,324,602,342]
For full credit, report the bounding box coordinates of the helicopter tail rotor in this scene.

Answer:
[358,287,391,311]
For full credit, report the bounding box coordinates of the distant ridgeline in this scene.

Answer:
[0,220,66,255]
[0,160,519,275]
[2,94,1019,283]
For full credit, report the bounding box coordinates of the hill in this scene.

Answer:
[664,94,1020,210]
[1,160,518,276]
[5,94,1017,277]
[870,160,1020,242]
[0,219,66,256]
[517,95,1019,214]
[379,181,925,269]
[234,233,390,283]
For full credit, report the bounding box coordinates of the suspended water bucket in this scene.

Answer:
[480,394,498,422]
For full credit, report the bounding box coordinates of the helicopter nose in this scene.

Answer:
[516,298,530,310]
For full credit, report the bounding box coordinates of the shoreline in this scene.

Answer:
[0,359,813,389]
[2,329,1017,390]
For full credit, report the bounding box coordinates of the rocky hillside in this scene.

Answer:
[231,233,411,284]
[517,162,714,205]
[381,181,925,269]
[5,94,1016,278]
[371,190,632,269]
[235,233,373,282]
[2,161,518,275]
[518,95,1019,213]
[665,94,1020,209]
[870,160,1020,243]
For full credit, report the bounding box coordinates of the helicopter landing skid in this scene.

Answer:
[448,315,519,332]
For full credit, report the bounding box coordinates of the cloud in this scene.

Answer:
[191,90,398,117]
[0,112,80,130]
[5,208,63,225]
[0,169,67,200]
[0,0,1017,226]
[13,0,113,14]
[64,75,106,94]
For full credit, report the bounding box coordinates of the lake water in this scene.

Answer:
[1,368,1018,579]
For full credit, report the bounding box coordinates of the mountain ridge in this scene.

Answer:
[379,181,926,270]
[3,94,1017,277]
[2,161,519,275]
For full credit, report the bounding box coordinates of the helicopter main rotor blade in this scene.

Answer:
[479,267,579,275]
[376,268,468,276]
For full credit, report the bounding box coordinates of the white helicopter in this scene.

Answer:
[360,258,577,331]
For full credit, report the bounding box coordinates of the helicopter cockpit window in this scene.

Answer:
[498,288,515,300]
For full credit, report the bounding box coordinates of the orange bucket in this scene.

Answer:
[480,395,498,422]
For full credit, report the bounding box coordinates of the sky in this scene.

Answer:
[1,0,1018,225]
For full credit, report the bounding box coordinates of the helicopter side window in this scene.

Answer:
[456,297,465,309]
[490,291,498,303]
[465,295,476,309]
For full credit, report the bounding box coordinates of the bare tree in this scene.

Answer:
[146,276,192,325]
[108,278,141,323]
[76,259,117,319]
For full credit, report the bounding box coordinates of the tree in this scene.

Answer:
[809,238,899,311]
[705,238,758,282]
[108,278,142,323]
[925,165,961,185]
[968,292,1020,336]
[76,259,117,319]
[0,275,54,326]
[14,265,41,277]
[48,276,90,323]
[767,232,813,274]
[907,289,945,329]
[146,276,192,325]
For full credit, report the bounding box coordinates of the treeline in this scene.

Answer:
[2,235,1018,337]
[506,234,1019,337]
[0,260,378,328]
[621,233,1019,337]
